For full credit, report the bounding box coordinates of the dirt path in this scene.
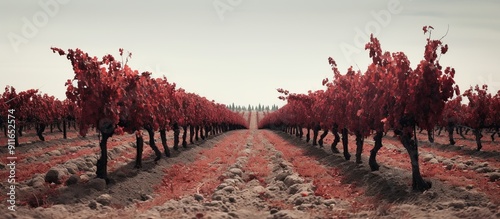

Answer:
[1,112,499,218]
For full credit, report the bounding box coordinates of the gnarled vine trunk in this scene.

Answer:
[160,129,170,157]
[318,128,328,147]
[36,123,46,141]
[427,129,434,143]
[173,123,180,150]
[369,131,383,171]
[145,126,162,161]
[312,124,320,146]
[204,125,210,139]
[447,123,455,145]
[331,124,340,153]
[459,127,466,139]
[182,125,188,148]
[96,132,112,183]
[14,126,19,147]
[63,119,67,139]
[200,126,205,140]
[19,125,23,137]
[189,125,195,144]
[491,128,498,142]
[400,129,431,191]
[355,131,363,164]
[342,128,350,160]
[135,134,144,168]
[210,124,215,136]
[473,129,483,151]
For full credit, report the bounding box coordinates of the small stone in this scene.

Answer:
[267,186,280,191]
[270,208,279,214]
[66,163,79,174]
[274,152,283,159]
[28,175,46,188]
[442,159,453,166]
[45,168,68,184]
[96,194,112,206]
[297,204,313,210]
[456,163,467,170]
[194,193,204,201]
[465,160,474,166]
[229,168,243,177]
[65,174,79,186]
[279,161,290,169]
[465,184,474,190]
[488,173,500,182]
[48,149,62,156]
[421,154,434,162]
[224,179,236,185]
[287,184,301,194]
[293,197,304,205]
[212,194,223,201]
[275,171,291,181]
[223,186,236,193]
[80,174,90,182]
[113,146,123,154]
[88,201,98,209]
[475,167,491,173]
[284,174,304,187]
[217,183,228,190]
[228,197,236,203]
[252,186,266,194]
[85,156,98,164]
[140,194,153,201]
[73,158,87,170]
[445,164,453,170]
[428,158,439,164]
[478,162,489,167]
[323,199,337,206]
[180,196,194,205]
[204,201,223,207]
[69,147,78,153]
[447,200,466,209]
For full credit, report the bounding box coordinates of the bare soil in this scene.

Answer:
[0,112,499,219]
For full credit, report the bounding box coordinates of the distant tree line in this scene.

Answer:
[226,103,279,111]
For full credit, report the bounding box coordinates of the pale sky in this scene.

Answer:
[1,0,499,108]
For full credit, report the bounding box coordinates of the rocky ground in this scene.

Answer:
[0,111,499,218]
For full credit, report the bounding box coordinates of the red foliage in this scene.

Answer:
[261,26,458,135]
[52,47,126,137]
[439,96,464,127]
[51,47,248,179]
[462,85,493,129]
